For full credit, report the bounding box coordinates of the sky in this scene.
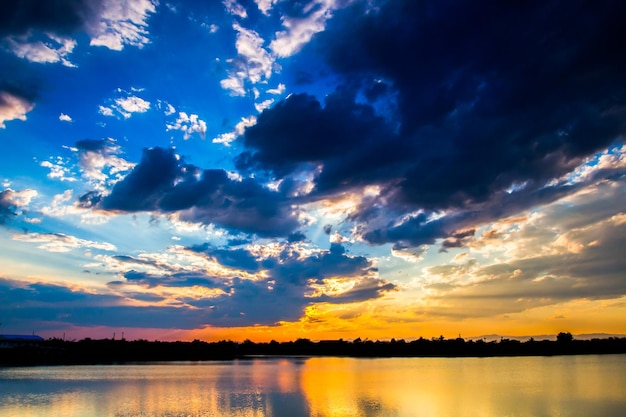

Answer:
[1,0,625,342]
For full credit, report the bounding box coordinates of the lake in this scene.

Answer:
[1,355,624,416]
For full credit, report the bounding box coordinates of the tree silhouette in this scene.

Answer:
[557,332,574,343]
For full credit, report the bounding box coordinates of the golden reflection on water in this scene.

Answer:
[299,356,626,417]
[1,355,625,417]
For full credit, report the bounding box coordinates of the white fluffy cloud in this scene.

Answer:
[115,96,151,115]
[77,141,135,186]
[6,35,77,67]
[0,92,35,128]
[89,0,158,51]
[270,0,340,58]
[100,93,151,119]
[1,188,38,208]
[40,157,77,182]
[219,1,348,96]
[40,139,134,188]
[220,76,246,97]
[166,112,208,139]
[254,0,277,15]
[220,23,275,96]
[254,99,274,112]
[163,102,176,116]
[59,113,73,122]
[2,0,157,65]
[223,0,248,19]
[212,115,257,146]
[267,83,286,95]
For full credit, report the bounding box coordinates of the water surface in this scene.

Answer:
[1,355,624,416]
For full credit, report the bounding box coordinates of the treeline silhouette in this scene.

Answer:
[2,333,626,366]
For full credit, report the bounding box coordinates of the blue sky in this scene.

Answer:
[1,0,625,341]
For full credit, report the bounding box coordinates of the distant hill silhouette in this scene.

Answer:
[1,332,625,366]
[469,333,626,342]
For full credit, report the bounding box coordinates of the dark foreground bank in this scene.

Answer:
[2,333,626,366]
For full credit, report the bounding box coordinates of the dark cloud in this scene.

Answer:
[187,242,376,286]
[317,277,398,304]
[0,82,37,103]
[237,0,626,248]
[108,243,394,326]
[323,1,626,207]
[0,190,17,224]
[112,255,177,273]
[268,243,374,285]
[99,147,181,212]
[121,270,225,289]
[0,0,103,38]
[75,138,114,153]
[0,188,35,225]
[440,229,476,252]
[236,89,403,185]
[77,191,102,209]
[189,243,261,273]
[227,238,251,247]
[0,81,37,128]
[81,147,300,237]
[1,236,397,328]
[360,212,445,250]
[0,277,210,329]
[287,231,307,243]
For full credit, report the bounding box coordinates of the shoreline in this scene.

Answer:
[2,335,625,367]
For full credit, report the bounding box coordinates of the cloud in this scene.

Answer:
[80,147,301,237]
[220,22,275,96]
[97,105,113,117]
[102,242,395,327]
[0,277,210,330]
[254,99,273,112]
[417,180,626,319]
[212,115,256,146]
[13,231,117,253]
[223,0,248,19]
[40,157,77,182]
[40,138,134,188]
[219,1,347,96]
[1,0,158,63]
[219,76,246,97]
[88,0,158,51]
[231,21,274,83]
[100,92,150,118]
[5,35,77,67]
[237,90,396,180]
[0,89,35,128]
[74,138,135,186]
[158,101,176,116]
[270,0,340,58]
[187,241,376,287]
[0,188,38,224]
[266,83,285,95]
[166,112,207,140]
[321,1,626,201]
[59,113,72,122]
[115,95,150,114]
[236,1,626,249]
[0,0,97,38]
[254,0,277,16]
